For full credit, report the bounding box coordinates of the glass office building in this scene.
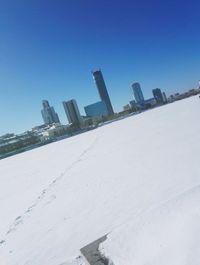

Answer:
[41,100,60,125]
[63,99,83,125]
[84,101,108,118]
[131,82,144,104]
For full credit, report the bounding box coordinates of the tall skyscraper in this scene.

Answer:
[162,92,167,103]
[92,70,114,116]
[41,100,60,125]
[132,82,144,104]
[152,88,164,104]
[63,99,83,126]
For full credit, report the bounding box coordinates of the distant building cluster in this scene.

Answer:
[1,69,200,160]
[168,88,200,102]
[127,83,167,112]
[40,70,114,129]
[39,71,170,130]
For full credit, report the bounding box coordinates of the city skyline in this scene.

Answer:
[0,0,200,135]
[0,65,199,136]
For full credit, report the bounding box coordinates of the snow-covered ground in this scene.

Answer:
[0,96,200,265]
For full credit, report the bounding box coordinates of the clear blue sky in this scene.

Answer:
[0,0,200,135]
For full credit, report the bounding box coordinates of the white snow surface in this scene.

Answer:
[0,96,200,265]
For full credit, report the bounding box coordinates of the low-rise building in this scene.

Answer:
[84,101,108,118]
[37,123,69,141]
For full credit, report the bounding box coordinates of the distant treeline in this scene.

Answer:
[0,135,40,156]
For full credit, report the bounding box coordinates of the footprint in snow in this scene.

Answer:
[14,216,23,226]
[0,240,5,245]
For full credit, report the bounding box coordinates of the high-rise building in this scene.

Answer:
[63,99,83,126]
[152,88,164,104]
[42,100,50,109]
[84,101,108,118]
[162,92,168,103]
[131,82,144,104]
[92,70,114,116]
[41,100,60,125]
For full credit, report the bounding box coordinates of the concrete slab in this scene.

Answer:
[80,235,111,265]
